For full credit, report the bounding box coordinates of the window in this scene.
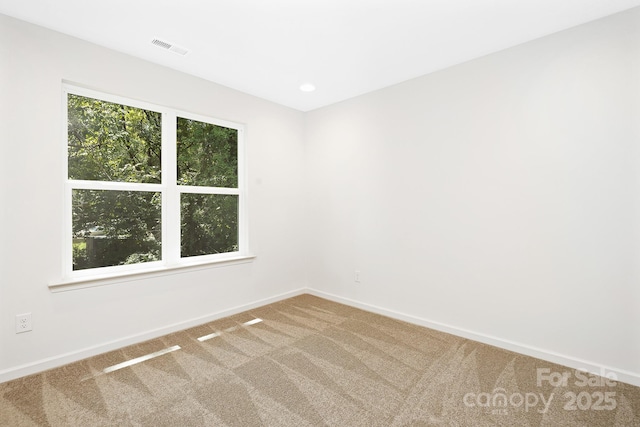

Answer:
[64,85,246,280]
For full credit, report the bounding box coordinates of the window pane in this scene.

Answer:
[68,94,161,183]
[177,118,238,188]
[181,193,238,257]
[72,190,161,270]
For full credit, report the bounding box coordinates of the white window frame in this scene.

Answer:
[58,84,249,287]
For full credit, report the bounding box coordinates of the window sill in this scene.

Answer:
[49,255,256,293]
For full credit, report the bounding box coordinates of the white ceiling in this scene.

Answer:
[1,0,640,111]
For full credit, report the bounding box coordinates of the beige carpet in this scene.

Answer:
[1,294,638,426]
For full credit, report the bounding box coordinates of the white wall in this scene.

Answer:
[0,14,308,381]
[305,8,640,385]
[2,7,640,387]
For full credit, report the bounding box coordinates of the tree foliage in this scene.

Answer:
[68,95,238,270]
[177,118,238,257]
[68,94,161,183]
[181,193,238,257]
[177,118,237,187]
[68,94,162,270]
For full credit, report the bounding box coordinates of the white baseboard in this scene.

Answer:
[306,288,640,388]
[2,286,639,389]
[0,288,307,384]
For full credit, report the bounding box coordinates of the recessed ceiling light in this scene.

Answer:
[299,83,316,92]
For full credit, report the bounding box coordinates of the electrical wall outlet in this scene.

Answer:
[355,270,361,283]
[15,313,32,333]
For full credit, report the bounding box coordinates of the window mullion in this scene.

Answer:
[178,185,240,195]
[63,88,72,276]
[69,180,162,191]
[237,128,247,255]
[162,112,179,266]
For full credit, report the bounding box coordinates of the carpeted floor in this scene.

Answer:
[1,294,638,426]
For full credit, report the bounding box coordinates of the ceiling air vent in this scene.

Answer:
[151,38,189,56]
